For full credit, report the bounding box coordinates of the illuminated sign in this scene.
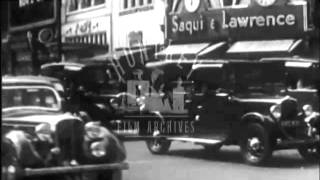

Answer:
[9,0,55,29]
[167,4,308,42]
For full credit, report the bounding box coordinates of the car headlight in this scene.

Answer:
[303,104,314,117]
[270,104,281,120]
[136,96,146,111]
[110,98,120,109]
[90,141,106,157]
[35,123,53,142]
[255,0,276,7]
[85,122,104,140]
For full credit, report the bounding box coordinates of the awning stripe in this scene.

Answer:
[198,42,227,56]
[155,43,210,57]
[65,32,108,46]
[227,39,302,54]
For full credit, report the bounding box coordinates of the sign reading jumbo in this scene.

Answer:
[166,0,308,43]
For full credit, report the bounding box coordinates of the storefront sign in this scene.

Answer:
[167,4,307,42]
[9,0,55,29]
[62,16,110,37]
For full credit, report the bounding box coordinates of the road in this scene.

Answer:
[122,141,319,180]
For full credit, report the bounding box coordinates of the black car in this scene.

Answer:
[1,75,127,180]
[41,60,320,165]
[144,60,320,165]
[40,61,163,136]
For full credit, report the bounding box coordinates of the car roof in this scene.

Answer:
[2,75,61,86]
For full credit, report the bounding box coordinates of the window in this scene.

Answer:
[139,0,144,6]
[2,87,59,110]
[81,0,91,8]
[131,0,136,7]
[121,0,153,12]
[124,0,128,9]
[67,0,105,13]
[68,0,79,11]
[94,0,105,5]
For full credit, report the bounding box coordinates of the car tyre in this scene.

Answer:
[146,138,171,154]
[240,123,272,165]
[298,146,320,162]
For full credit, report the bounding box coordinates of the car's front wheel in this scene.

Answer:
[240,123,272,165]
[298,146,320,162]
[146,138,171,154]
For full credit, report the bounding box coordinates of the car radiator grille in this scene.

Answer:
[281,98,298,120]
[55,119,84,161]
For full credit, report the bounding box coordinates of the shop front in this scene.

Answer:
[146,0,319,114]
[8,0,59,75]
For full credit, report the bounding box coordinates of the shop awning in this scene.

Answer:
[47,42,108,53]
[227,39,302,55]
[155,43,209,59]
[155,42,227,59]
[82,47,150,61]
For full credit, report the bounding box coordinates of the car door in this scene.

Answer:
[192,84,231,140]
[190,66,231,140]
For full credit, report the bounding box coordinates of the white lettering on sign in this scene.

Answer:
[171,11,297,35]
[221,10,296,29]
[62,16,110,37]
[172,15,205,35]
[19,0,43,7]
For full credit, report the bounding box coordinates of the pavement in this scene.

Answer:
[122,141,319,180]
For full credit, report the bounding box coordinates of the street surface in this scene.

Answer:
[123,141,319,180]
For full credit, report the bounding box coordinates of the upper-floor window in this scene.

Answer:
[131,0,136,7]
[139,0,144,6]
[123,0,128,9]
[68,0,79,11]
[81,0,91,8]
[94,0,105,5]
[122,0,154,11]
[68,0,105,12]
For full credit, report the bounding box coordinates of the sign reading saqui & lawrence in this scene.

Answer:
[166,1,309,43]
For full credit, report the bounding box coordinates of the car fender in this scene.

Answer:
[4,130,44,168]
[240,112,275,131]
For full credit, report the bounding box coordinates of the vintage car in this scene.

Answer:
[41,59,320,165]
[40,61,170,137]
[1,75,128,180]
[144,60,320,165]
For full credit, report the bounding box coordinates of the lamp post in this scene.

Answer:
[56,0,62,62]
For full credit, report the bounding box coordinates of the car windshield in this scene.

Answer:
[2,86,61,112]
[233,63,286,93]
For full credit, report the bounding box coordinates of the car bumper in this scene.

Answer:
[2,162,128,179]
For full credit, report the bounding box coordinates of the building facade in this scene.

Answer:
[7,0,59,75]
[112,0,166,49]
[61,0,112,61]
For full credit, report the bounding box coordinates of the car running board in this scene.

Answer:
[166,137,222,145]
